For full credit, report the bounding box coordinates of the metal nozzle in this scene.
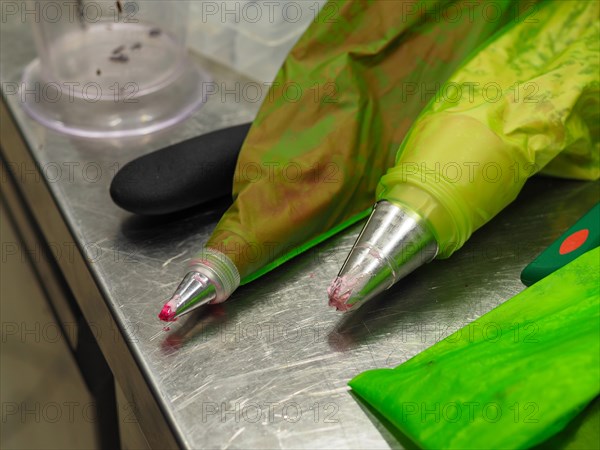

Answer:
[159,272,217,321]
[159,249,240,321]
[328,201,438,311]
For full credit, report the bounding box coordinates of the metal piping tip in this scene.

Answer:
[159,271,217,322]
[328,201,438,311]
[158,248,240,322]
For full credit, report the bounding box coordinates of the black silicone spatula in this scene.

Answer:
[110,123,251,215]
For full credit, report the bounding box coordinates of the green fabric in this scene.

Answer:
[349,247,600,450]
[378,0,600,258]
[205,0,534,280]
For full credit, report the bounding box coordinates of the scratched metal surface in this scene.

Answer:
[2,15,599,450]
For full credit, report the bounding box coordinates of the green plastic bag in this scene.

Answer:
[205,0,533,284]
[349,247,600,449]
[378,0,600,258]
[533,397,599,450]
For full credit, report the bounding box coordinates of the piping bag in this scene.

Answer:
[329,0,600,311]
[349,247,600,449]
[161,0,535,319]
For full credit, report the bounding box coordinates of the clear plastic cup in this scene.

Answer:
[21,0,209,138]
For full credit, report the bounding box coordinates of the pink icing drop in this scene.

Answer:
[158,304,177,322]
[327,276,354,312]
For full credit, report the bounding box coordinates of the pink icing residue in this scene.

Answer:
[158,304,177,322]
[327,276,354,312]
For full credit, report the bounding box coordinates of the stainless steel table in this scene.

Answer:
[2,14,599,450]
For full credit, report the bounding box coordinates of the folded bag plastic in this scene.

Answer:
[349,246,600,449]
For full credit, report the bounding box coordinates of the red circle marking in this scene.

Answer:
[559,229,589,255]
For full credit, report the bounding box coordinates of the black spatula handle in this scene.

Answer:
[110,123,251,215]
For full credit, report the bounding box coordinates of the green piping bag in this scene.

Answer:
[349,246,600,449]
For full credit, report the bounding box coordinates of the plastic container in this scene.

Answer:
[188,0,326,82]
[21,0,209,138]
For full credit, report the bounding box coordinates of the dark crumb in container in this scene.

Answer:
[110,54,129,63]
[112,45,125,54]
[96,69,101,75]
[149,27,162,37]
[131,42,142,50]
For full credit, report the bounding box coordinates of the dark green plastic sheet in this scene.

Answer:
[349,247,600,449]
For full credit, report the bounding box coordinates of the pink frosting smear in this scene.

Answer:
[158,304,177,322]
[327,276,354,312]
